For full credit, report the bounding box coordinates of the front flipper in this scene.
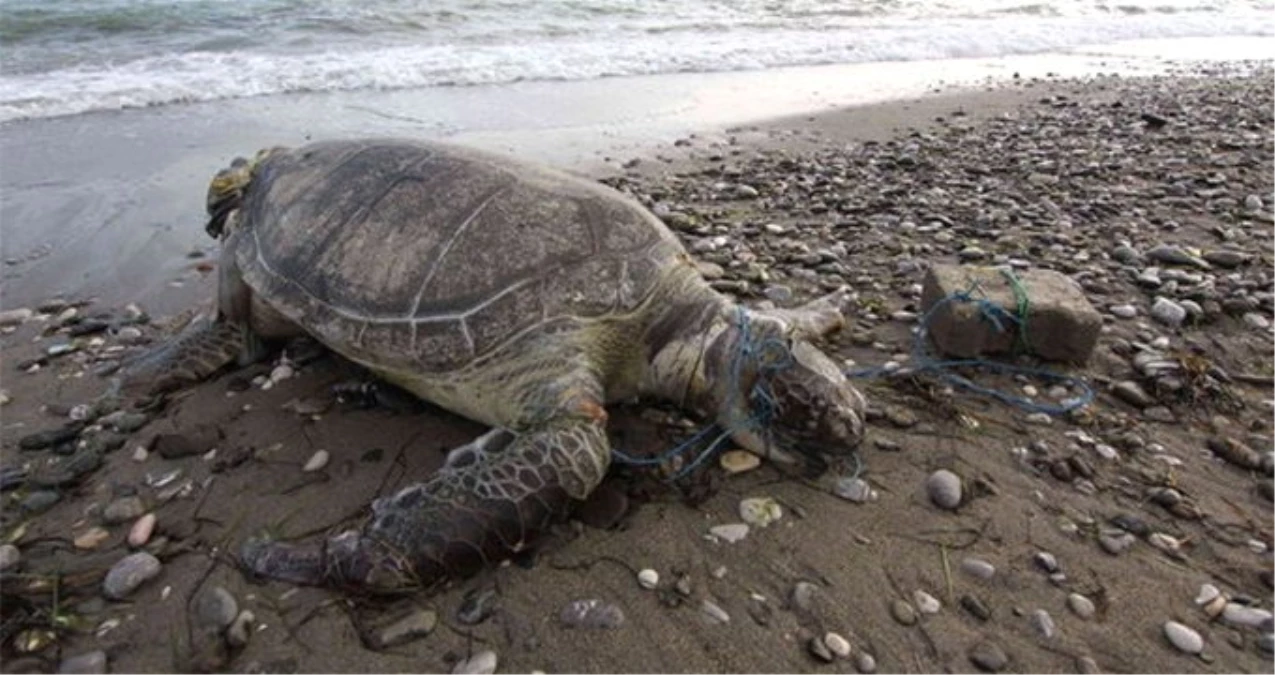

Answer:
[113,317,248,396]
[241,416,611,593]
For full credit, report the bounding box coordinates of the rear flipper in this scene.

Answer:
[112,317,253,397]
[241,417,610,593]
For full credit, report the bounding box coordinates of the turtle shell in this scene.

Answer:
[234,139,686,372]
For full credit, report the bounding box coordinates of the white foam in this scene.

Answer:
[1,12,1271,123]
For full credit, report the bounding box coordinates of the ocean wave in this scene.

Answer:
[0,12,1271,123]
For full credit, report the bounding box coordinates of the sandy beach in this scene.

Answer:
[1,45,1273,674]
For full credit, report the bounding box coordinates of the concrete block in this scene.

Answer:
[920,264,1101,364]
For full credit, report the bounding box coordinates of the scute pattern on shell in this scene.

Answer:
[234,139,686,373]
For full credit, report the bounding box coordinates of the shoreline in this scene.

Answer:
[1,37,1271,318]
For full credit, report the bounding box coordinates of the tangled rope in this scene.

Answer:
[612,307,792,481]
[846,268,1094,416]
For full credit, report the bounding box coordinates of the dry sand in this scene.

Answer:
[1,64,1273,675]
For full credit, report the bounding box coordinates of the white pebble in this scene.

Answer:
[452,650,497,675]
[1163,621,1203,654]
[961,557,996,580]
[708,523,750,544]
[127,513,156,548]
[637,569,659,590]
[1194,584,1220,606]
[913,589,941,614]
[269,364,295,383]
[738,497,783,527]
[302,450,330,472]
[1067,593,1096,620]
[824,632,852,658]
[132,446,149,462]
[1221,603,1273,628]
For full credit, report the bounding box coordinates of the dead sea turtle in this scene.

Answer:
[117,138,867,593]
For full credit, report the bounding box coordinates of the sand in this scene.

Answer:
[1,52,1273,675]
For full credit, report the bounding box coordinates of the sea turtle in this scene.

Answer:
[116,138,868,593]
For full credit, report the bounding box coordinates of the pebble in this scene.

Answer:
[1033,551,1059,573]
[1067,593,1096,620]
[1258,632,1274,655]
[824,632,852,658]
[452,650,498,675]
[738,497,783,527]
[960,594,992,621]
[0,544,19,571]
[0,307,33,326]
[926,469,962,510]
[913,589,941,614]
[700,599,730,624]
[1098,530,1136,556]
[560,599,625,629]
[969,640,1009,672]
[1076,656,1100,674]
[195,586,239,631]
[1163,621,1204,654]
[709,523,750,543]
[834,477,877,503]
[127,513,156,547]
[302,449,330,472]
[961,557,995,580]
[57,650,107,674]
[854,652,877,674]
[1244,312,1271,329]
[21,490,61,513]
[102,552,161,599]
[1195,584,1221,606]
[719,450,760,474]
[1221,602,1273,628]
[1109,304,1138,319]
[890,599,918,626]
[103,496,146,524]
[74,527,111,550]
[1150,297,1187,326]
[371,608,437,649]
[457,588,498,625]
[1031,609,1056,639]
[637,569,659,590]
[808,636,834,662]
[151,427,219,459]
[226,610,255,648]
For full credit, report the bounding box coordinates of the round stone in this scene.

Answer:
[1109,304,1138,319]
[74,527,111,550]
[560,599,625,630]
[913,589,941,614]
[1031,609,1056,638]
[890,599,918,626]
[1032,551,1059,573]
[452,650,497,675]
[961,557,995,580]
[226,610,256,649]
[824,632,852,658]
[969,640,1009,672]
[195,586,239,631]
[1067,593,1096,620]
[854,652,877,673]
[738,497,783,527]
[103,496,146,524]
[102,552,161,599]
[303,449,330,472]
[637,569,659,590]
[719,450,760,474]
[926,470,962,510]
[808,636,834,663]
[1163,621,1203,654]
[127,513,156,548]
[1150,297,1187,327]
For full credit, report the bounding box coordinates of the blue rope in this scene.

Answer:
[845,281,1094,416]
[612,307,793,481]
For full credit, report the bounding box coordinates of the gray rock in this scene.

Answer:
[834,477,876,503]
[1244,312,1271,329]
[1067,593,1096,620]
[921,265,1102,363]
[1111,245,1140,264]
[1163,621,1203,654]
[21,490,62,513]
[1147,244,1208,269]
[560,599,625,629]
[57,650,107,674]
[0,308,33,327]
[1258,633,1273,655]
[195,586,239,632]
[1099,530,1137,556]
[854,652,877,673]
[808,636,834,662]
[889,599,917,626]
[452,650,498,675]
[103,495,146,524]
[1202,249,1248,269]
[1109,304,1138,319]
[226,610,255,649]
[1112,380,1154,408]
[370,607,437,649]
[700,599,730,624]
[791,581,820,614]
[1150,297,1187,327]
[926,469,962,510]
[961,557,995,580]
[960,594,992,621]
[1032,551,1058,573]
[103,552,161,599]
[0,544,20,572]
[1031,609,1056,638]
[969,640,1009,672]
[763,285,793,304]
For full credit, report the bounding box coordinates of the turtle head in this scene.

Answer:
[708,308,866,465]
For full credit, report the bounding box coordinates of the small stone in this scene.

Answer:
[961,557,995,580]
[1098,530,1136,555]
[560,599,625,629]
[969,640,1009,672]
[1076,656,1100,674]
[102,552,161,599]
[834,477,876,503]
[371,608,437,649]
[719,450,760,474]
[1150,298,1187,327]
[74,527,111,550]
[913,590,941,614]
[127,513,156,547]
[890,599,917,626]
[824,632,852,658]
[21,490,61,513]
[854,652,877,673]
[0,544,20,571]
[1109,304,1138,319]
[452,650,497,675]
[637,569,659,590]
[150,427,219,459]
[1067,593,1096,620]
[103,496,146,524]
[57,650,107,675]
[226,610,255,649]
[1195,584,1221,606]
[195,586,239,631]
[960,594,992,621]
[1163,621,1203,654]
[1221,603,1273,628]
[100,411,150,433]
[302,449,330,472]
[1033,551,1059,573]
[0,308,33,326]
[791,581,820,614]
[926,469,962,510]
[1244,312,1271,329]
[709,523,749,544]
[457,588,498,625]
[700,599,730,624]
[808,636,834,662]
[1031,609,1056,638]
[739,497,783,527]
